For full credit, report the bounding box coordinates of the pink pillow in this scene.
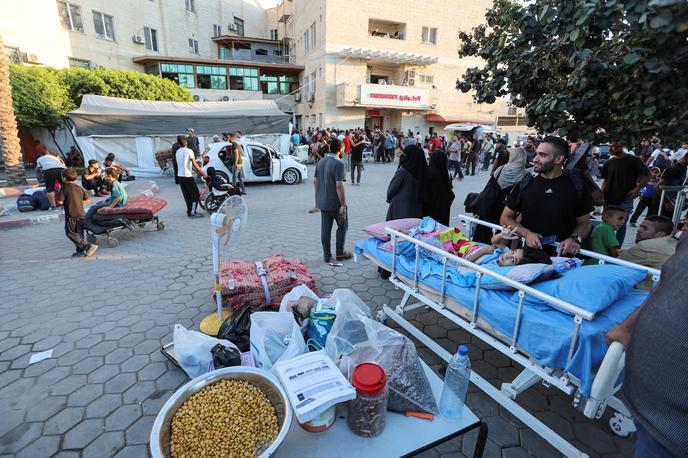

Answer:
[363,218,422,242]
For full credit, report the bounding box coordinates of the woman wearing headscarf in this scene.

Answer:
[424,150,455,225]
[472,146,529,243]
[386,145,428,221]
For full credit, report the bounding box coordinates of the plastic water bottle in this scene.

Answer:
[440,345,471,419]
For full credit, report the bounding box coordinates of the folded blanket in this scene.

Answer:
[218,253,318,310]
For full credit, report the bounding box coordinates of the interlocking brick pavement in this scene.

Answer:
[0,163,635,457]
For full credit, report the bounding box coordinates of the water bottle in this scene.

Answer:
[440,345,471,419]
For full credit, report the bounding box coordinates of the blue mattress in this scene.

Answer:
[355,237,648,398]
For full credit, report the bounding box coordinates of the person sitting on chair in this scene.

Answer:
[81,160,108,196]
[103,153,133,181]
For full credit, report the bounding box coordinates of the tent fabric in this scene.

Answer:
[68,95,291,137]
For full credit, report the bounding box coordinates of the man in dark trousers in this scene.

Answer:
[314,138,352,263]
[601,143,650,244]
[607,226,686,458]
[501,136,593,255]
[175,137,207,217]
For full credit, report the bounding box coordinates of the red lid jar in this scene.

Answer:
[351,363,387,395]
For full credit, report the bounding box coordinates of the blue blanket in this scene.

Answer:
[355,237,648,398]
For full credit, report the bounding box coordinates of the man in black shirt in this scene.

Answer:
[490,138,509,174]
[350,134,365,185]
[501,136,593,255]
[186,128,200,159]
[656,155,688,218]
[601,144,650,244]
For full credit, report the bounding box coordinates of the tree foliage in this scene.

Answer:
[9,65,191,128]
[9,65,71,129]
[457,0,688,144]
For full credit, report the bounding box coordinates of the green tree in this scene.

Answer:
[60,67,109,107]
[0,36,26,184]
[9,65,71,129]
[457,0,688,144]
[92,68,191,102]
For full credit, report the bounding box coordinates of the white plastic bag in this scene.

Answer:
[324,301,439,415]
[173,324,239,379]
[250,312,306,370]
[279,284,320,312]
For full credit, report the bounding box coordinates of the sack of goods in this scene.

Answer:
[218,253,318,310]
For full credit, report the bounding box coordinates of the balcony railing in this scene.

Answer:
[219,49,295,64]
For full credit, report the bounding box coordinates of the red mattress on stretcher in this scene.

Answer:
[97,196,167,219]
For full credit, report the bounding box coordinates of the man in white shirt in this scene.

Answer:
[176,137,207,218]
[670,142,687,162]
[36,151,67,210]
[481,133,495,171]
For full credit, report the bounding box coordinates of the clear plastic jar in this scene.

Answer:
[347,363,388,437]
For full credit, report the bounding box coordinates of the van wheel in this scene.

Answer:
[283,168,300,185]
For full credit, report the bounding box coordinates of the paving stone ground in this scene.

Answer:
[0,162,636,457]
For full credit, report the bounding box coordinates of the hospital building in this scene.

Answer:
[4,0,497,134]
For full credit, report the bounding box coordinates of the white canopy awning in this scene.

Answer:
[338,48,438,65]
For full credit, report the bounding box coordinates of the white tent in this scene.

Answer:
[67,95,291,176]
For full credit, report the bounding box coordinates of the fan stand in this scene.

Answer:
[201,213,233,336]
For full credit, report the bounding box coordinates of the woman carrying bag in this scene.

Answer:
[472,147,528,243]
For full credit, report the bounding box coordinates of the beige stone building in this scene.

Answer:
[278,0,496,133]
[2,0,496,132]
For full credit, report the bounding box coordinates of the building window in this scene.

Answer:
[310,22,316,49]
[229,67,258,91]
[421,26,437,44]
[213,24,222,37]
[161,63,195,88]
[279,75,297,94]
[188,38,199,54]
[417,74,434,85]
[57,1,84,32]
[92,11,115,41]
[507,106,517,116]
[310,71,316,94]
[255,49,268,56]
[143,64,160,75]
[261,75,279,95]
[144,27,158,51]
[269,29,278,40]
[303,75,309,97]
[234,17,244,36]
[68,57,92,68]
[185,0,194,12]
[303,29,309,53]
[196,65,227,89]
[4,46,22,65]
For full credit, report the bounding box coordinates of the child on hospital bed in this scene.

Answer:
[439,225,552,268]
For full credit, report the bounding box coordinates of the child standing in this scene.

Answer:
[57,168,98,258]
[630,167,660,227]
[585,205,627,265]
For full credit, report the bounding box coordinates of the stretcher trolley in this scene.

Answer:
[85,195,167,247]
[354,215,661,458]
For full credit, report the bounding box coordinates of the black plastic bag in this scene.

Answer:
[211,343,241,369]
[217,304,272,352]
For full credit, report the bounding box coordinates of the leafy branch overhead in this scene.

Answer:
[457,0,688,143]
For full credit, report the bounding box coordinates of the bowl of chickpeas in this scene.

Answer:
[150,367,292,458]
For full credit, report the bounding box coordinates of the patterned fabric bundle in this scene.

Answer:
[218,254,318,311]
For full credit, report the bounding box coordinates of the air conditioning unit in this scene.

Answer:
[294,92,301,102]
[305,92,314,102]
[228,23,237,31]
[221,95,230,101]
[132,34,144,44]
[25,53,39,64]
[192,95,201,101]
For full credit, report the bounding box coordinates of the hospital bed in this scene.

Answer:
[354,214,661,458]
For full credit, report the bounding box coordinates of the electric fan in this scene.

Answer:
[199,195,249,336]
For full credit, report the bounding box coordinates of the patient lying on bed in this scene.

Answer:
[440,226,552,268]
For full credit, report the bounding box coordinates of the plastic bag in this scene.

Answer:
[325,302,439,415]
[211,344,242,369]
[217,304,272,352]
[173,324,239,379]
[250,312,306,370]
[279,284,320,326]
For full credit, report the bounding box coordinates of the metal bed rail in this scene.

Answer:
[658,185,687,228]
[456,214,662,283]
